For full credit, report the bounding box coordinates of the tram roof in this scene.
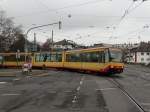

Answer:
[66,47,121,53]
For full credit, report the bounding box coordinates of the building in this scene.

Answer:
[54,39,80,50]
[94,43,113,47]
[112,43,140,49]
[126,42,150,65]
[93,43,139,49]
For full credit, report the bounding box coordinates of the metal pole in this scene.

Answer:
[51,30,53,52]
[25,34,27,62]
[24,21,62,62]
[33,33,36,52]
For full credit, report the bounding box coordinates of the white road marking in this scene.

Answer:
[72,76,85,103]
[13,78,20,81]
[79,76,85,85]
[96,88,117,91]
[80,81,83,85]
[77,86,80,91]
[72,100,76,103]
[72,96,77,103]
[0,82,7,84]
[1,93,20,96]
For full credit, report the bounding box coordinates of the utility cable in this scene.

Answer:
[12,0,106,18]
[108,0,147,43]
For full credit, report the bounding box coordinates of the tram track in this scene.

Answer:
[106,77,146,112]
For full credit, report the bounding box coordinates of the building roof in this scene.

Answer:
[94,43,113,47]
[66,47,122,53]
[130,42,150,52]
[54,39,74,45]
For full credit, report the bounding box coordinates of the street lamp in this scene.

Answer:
[24,21,62,62]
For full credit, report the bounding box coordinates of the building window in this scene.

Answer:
[141,58,144,61]
[147,52,149,55]
[141,52,144,55]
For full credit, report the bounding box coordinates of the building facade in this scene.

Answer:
[54,39,79,50]
[126,42,150,65]
[112,43,140,49]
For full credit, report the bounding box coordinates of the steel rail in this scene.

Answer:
[106,77,145,112]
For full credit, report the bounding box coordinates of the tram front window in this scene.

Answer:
[110,50,122,62]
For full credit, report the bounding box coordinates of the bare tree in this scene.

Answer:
[0,10,22,52]
[41,38,53,51]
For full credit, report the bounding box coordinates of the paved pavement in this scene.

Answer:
[115,64,150,112]
[0,65,149,112]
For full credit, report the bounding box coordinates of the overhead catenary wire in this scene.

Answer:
[120,1,135,23]
[35,0,51,10]
[108,0,148,43]
[126,1,143,16]
[11,0,106,18]
[110,1,138,35]
[9,0,149,44]
[112,24,149,43]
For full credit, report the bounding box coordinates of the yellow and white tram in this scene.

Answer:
[0,47,124,74]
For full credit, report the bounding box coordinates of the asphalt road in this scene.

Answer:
[0,65,149,112]
[115,64,150,112]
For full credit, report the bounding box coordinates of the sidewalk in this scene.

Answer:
[0,69,48,77]
[0,71,19,77]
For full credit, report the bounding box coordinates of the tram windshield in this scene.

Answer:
[110,50,122,62]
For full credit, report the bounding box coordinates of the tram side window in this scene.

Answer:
[51,54,57,62]
[50,53,62,62]
[35,54,40,62]
[105,49,109,62]
[46,54,51,62]
[35,54,45,62]
[57,54,62,62]
[35,53,62,62]
[5,55,16,61]
[5,55,26,62]
[35,54,42,62]
[43,54,49,62]
[48,53,62,62]
[99,51,105,63]
[19,55,25,61]
[81,51,104,63]
[36,54,48,62]
[66,53,80,62]
[81,53,91,62]
[90,52,99,62]
[40,54,45,62]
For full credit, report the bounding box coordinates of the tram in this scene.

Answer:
[0,53,31,68]
[63,47,124,74]
[0,47,124,74]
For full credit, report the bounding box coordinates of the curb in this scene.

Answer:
[0,72,16,77]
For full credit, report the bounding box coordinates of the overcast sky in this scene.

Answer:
[0,0,150,45]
